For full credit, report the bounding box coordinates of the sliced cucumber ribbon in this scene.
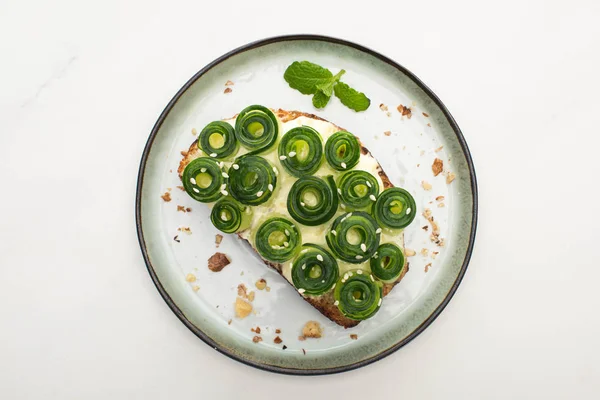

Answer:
[278,125,323,177]
[198,121,238,159]
[324,131,360,171]
[291,244,339,296]
[255,217,302,263]
[228,155,277,206]
[337,170,380,210]
[210,198,251,233]
[370,243,405,283]
[234,105,278,153]
[372,187,416,229]
[326,211,381,264]
[182,157,227,203]
[334,271,383,320]
[287,175,338,226]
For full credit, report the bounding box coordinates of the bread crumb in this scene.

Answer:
[432,251,439,259]
[192,285,200,292]
[436,196,445,202]
[420,248,429,257]
[275,329,281,334]
[274,336,283,344]
[161,192,172,202]
[265,286,271,292]
[422,225,429,231]
[224,87,232,94]
[185,273,197,283]
[432,158,444,176]
[423,208,433,219]
[397,104,412,118]
[176,185,185,191]
[237,284,248,298]
[255,278,267,290]
[446,172,456,184]
[215,234,223,247]
[235,298,252,318]
[178,226,192,234]
[298,336,306,341]
[251,326,261,334]
[421,181,432,190]
[252,336,262,343]
[350,334,358,340]
[301,321,323,339]
[227,319,232,325]
[379,103,388,112]
[422,112,429,117]
[173,235,180,243]
[177,205,186,212]
[427,123,432,127]
[225,80,234,86]
[438,202,445,208]
[435,146,444,152]
[186,207,192,212]
[384,130,391,136]
[405,248,416,257]
[247,291,255,302]
[386,111,392,117]
[424,263,432,273]
[180,150,188,157]
[191,128,197,135]
[208,252,230,272]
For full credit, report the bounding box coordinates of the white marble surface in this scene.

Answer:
[1,0,599,398]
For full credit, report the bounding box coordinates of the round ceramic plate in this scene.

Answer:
[136,35,477,375]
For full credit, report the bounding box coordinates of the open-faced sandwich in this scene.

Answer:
[178,105,417,328]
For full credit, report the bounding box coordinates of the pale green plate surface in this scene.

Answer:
[136,35,477,374]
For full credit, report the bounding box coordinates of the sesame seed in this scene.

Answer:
[301,264,306,270]
[222,172,229,178]
[331,230,337,236]
[279,155,287,160]
[369,194,377,201]
[268,183,274,191]
[332,283,336,289]
[285,229,290,236]
[321,280,325,283]
[272,167,278,174]
[406,207,412,214]
[376,228,382,234]
[256,191,264,197]
[366,181,372,188]
[341,162,347,169]
[210,153,217,157]
[347,213,353,218]
[378,298,382,306]
[288,151,296,157]
[357,270,363,274]
[283,242,289,247]
[301,249,308,254]
[317,254,324,262]
[360,243,367,252]
[232,164,239,170]
[221,190,228,196]
[370,274,375,282]
[298,288,306,294]
[348,272,353,277]
[193,188,200,193]
[220,184,227,190]
[221,215,227,221]
[200,168,207,173]
[334,300,339,306]
[337,188,342,195]
[340,204,346,209]
[300,201,306,207]
[218,162,224,168]
[190,177,197,184]
[343,273,349,280]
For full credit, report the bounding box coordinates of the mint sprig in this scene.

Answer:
[283,61,370,112]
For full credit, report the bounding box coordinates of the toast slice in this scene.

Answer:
[179,109,409,328]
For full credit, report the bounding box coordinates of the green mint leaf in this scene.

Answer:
[333,82,371,112]
[312,91,330,109]
[315,69,345,97]
[284,61,333,95]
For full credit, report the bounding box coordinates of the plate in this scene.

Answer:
[136,35,477,374]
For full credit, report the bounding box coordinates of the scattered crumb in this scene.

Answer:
[282,345,288,350]
[421,181,432,191]
[423,208,433,219]
[379,103,388,112]
[225,80,234,86]
[252,336,262,343]
[302,348,306,355]
[386,111,392,117]
[405,248,416,257]
[235,298,252,318]
[166,188,172,192]
[301,321,323,339]
[169,169,172,173]
[161,192,172,202]
[237,284,248,298]
[240,271,244,276]
[215,234,223,248]
[417,164,420,167]
[274,336,283,344]
[176,185,185,191]
[180,150,188,157]
[275,329,281,334]
[422,112,430,117]
[247,291,255,302]
[178,226,192,234]
[446,172,456,184]
[420,248,429,257]
[438,203,445,208]
[298,336,306,341]
[208,252,230,272]
[435,146,444,152]
[420,150,425,156]
[255,279,267,290]
[397,104,412,119]
[224,87,232,94]
[436,196,445,202]
[191,128,197,135]
[424,263,432,273]
[422,225,429,231]
[186,207,192,212]
[251,326,261,334]
[265,286,271,292]
[177,205,186,212]
[350,334,358,340]
[228,319,232,325]
[432,158,444,176]
[186,273,197,283]
[192,285,200,292]
[427,123,432,127]
[173,235,180,243]
[384,130,392,136]
[432,251,439,259]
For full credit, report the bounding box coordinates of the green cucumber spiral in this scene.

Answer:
[324,131,360,171]
[334,271,383,321]
[291,244,339,296]
[337,170,380,210]
[228,155,277,206]
[370,243,405,283]
[255,217,301,263]
[198,121,238,159]
[278,126,323,177]
[182,157,226,203]
[372,187,417,229]
[287,176,338,226]
[326,211,381,263]
[210,198,251,233]
[234,105,278,153]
